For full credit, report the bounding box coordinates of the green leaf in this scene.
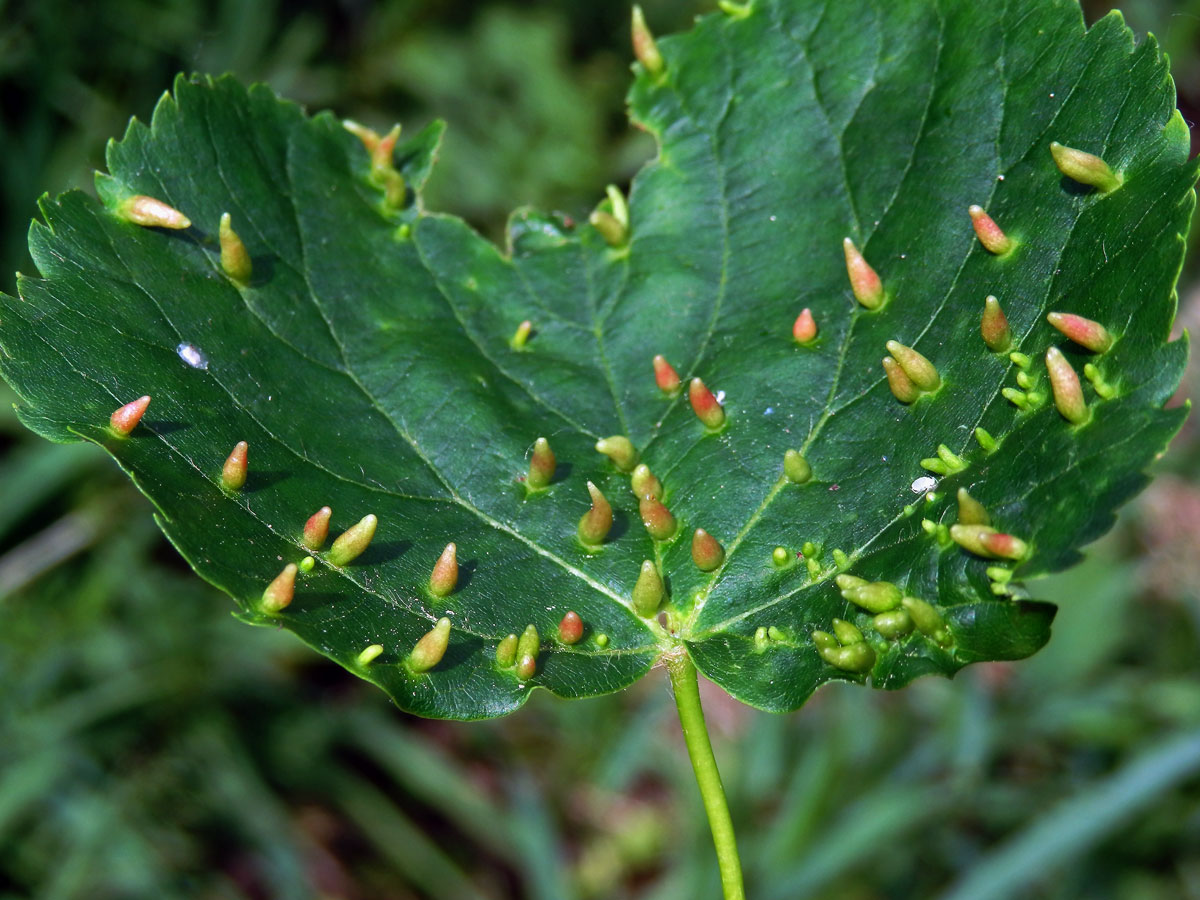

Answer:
[0,0,1193,719]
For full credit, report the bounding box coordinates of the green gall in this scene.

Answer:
[221,441,248,491]
[631,5,664,76]
[595,633,609,648]
[298,556,315,574]
[303,506,332,550]
[261,563,297,613]
[883,357,921,404]
[981,295,1012,352]
[873,609,914,639]
[632,560,665,617]
[950,524,1030,561]
[956,488,990,526]
[1009,351,1032,369]
[968,204,1014,255]
[805,557,821,579]
[767,626,787,641]
[357,644,383,666]
[844,581,903,614]
[496,634,518,667]
[596,435,638,472]
[589,209,627,247]
[517,624,540,663]
[901,597,953,647]
[639,494,677,541]
[886,341,941,392]
[1046,346,1089,424]
[832,618,864,645]
[117,194,191,229]
[109,395,150,436]
[429,542,458,597]
[558,610,584,645]
[691,528,725,572]
[843,237,884,309]
[1050,141,1123,193]
[820,641,876,673]
[754,626,769,649]
[527,437,556,490]
[974,427,997,452]
[510,319,533,350]
[783,449,812,484]
[409,618,452,673]
[772,546,789,567]
[630,463,663,501]
[578,481,613,546]
[219,212,252,283]
[936,444,967,472]
[832,549,849,569]
[328,514,378,566]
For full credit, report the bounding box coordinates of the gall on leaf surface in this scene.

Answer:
[0,0,1193,717]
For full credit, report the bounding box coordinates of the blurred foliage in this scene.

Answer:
[1,0,1198,897]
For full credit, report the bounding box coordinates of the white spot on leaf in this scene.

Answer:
[911,476,937,494]
[176,342,208,370]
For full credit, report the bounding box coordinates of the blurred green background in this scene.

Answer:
[2,1,1199,897]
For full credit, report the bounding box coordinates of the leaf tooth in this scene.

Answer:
[221,441,248,491]
[981,295,1012,352]
[792,308,817,343]
[328,514,378,566]
[1050,141,1122,192]
[652,355,681,394]
[1046,347,1089,425]
[109,395,150,436]
[950,523,1029,560]
[691,528,725,572]
[496,634,518,667]
[638,493,677,541]
[1047,312,1114,353]
[956,488,990,526]
[783,449,812,484]
[688,377,726,429]
[596,435,638,472]
[842,237,884,309]
[883,357,921,404]
[510,319,533,350]
[558,611,583,645]
[261,563,297,613]
[968,205,1014,255]
[630,463,663,501]
[886,341,941,392]
[578,481,613,546]
[357,644,384,666]
[631,5,664,76]
[408,618,451,673]
[527,437,556,490]
[303,506,332,551]
[632,560,665,617]
[219,212,252,283]
[117,195,191,229]
[429,542,458,597]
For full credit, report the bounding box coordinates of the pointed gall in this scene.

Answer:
[409,618,451,673]
[1047,312,1113,353]
[558,611,583,645]
[219,212,252,283]
[639,493,676,541]
[429,543,458,597]
[873,610,914,639]
[589,210,627,247]
[496,634,518,667]
[261,563,297,613]
[1046,347,1089,424]
[688,377,725,429]
[817,640,875,673]
[109,395,150,436]
[886,341,940,392]
[844,581,903,614]
[303,506,332,551]
[515,654,537,680]
[981,295,1012,352]
[605,185,629,229]
[956,488,990,526]
[328,514,378,566]
[527,437,555,490]
[968,205,1013,254]
[691,528,725,572]
[630,463,663,501]
[883,357,921,404]
[783,449,812,484]
[832,618,865,645]
[832,548,850,569]
[631,5,664,76]
[578,481,613,546]
[371,124,400,176]
[596,435,638,472]
[117,195,191,229]
[975,427,997,452]
[1050,142,1122,193]
[950,524,1029,561]
[221,441,248,491]
[901,597,952,646]
[652,355,681,394]
[510,319,533,350]
[835,574,868,594]
[517,624,540,664]
[632,560,665,617]
[793,308,817,343]
[357,644,383,665]
[342,119,380,153]
[843,237,884,309]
